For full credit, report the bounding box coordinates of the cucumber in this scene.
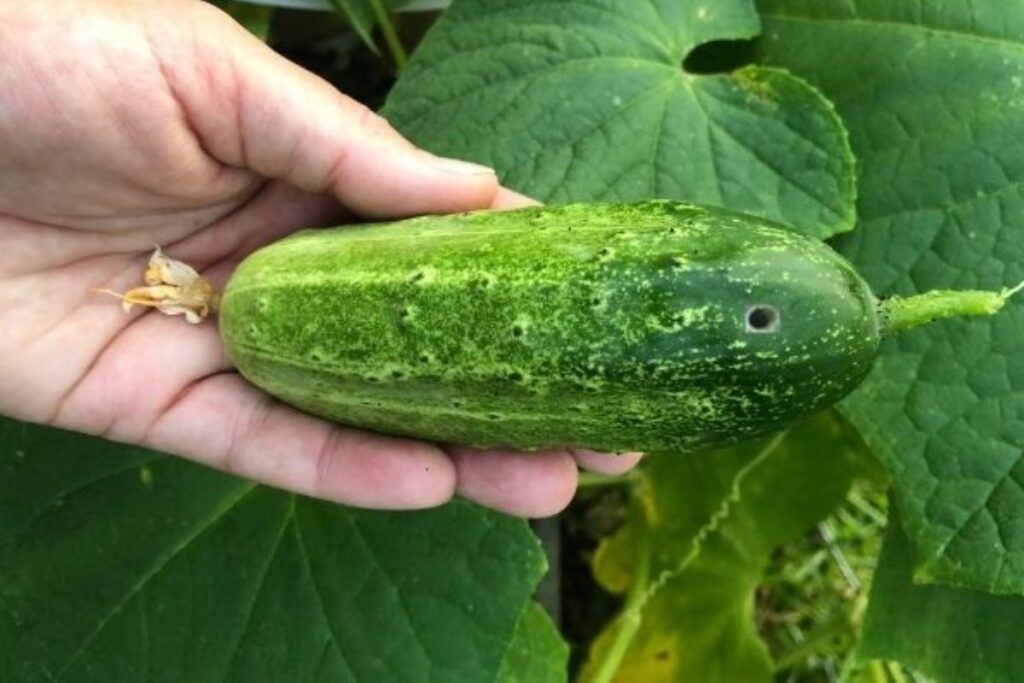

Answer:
[218,200,1015,453]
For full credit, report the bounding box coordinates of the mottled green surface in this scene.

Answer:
[221,201,880,453]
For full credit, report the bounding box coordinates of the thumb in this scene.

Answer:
[166,6,500,219]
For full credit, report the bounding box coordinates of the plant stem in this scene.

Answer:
[367,0,408,69]
[864,660,889,683]
[588,523,651,683]
[878,279,1024,335]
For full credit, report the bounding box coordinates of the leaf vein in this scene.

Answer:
[53,482,259,681]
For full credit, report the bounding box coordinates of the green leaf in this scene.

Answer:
[497,602,568,683]
[756,1,1024,594]
[578,413,864,683]
[0,418,552,682]
[383,0,856,239]
[858,506,1024,683]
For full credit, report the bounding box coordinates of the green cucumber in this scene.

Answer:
[219,200,1019,453]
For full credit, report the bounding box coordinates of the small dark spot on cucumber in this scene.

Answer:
[391,370,405,379]
[745,305,780,333]
[419,351,435,364]
[508,370,524,382]
[511,325,525,338]
[486,413,502,420]
[308,349,324,363]
[407,266,436,285]
[452,400,464,409]
[472,273,497,290]
[596,247,615,262]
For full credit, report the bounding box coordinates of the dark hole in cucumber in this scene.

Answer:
[745,305,780,333]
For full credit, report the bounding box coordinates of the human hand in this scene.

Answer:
[0,0,641,517]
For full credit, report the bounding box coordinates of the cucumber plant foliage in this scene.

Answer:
[3,0,1024,682]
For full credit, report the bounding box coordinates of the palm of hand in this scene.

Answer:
[0,0,639,517]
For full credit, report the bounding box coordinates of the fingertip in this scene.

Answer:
[450,447,578,518]
[339,148,501,220]
[571,449,644,475]
[490,186,542,210]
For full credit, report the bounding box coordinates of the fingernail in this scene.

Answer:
[426,154,496,177]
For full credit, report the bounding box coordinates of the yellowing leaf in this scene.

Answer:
[581,413,866,683]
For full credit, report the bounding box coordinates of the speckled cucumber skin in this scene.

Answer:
[220,201,880,453]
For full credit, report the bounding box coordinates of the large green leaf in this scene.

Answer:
[858,507,1024,683]
[383,0,856,239]
[497,602,568,683]
[756,1,1024,594]
[578,413,864,683]
[0,419,554,682]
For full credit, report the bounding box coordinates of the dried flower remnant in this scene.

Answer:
[96,246,219,324]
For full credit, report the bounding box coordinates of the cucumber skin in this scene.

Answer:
[220,201,880,453]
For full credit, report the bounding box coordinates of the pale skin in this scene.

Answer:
[0,0,641,517]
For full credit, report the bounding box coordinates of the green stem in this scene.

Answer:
[589,523,651,683]
[864,660,889,683]
[367,0,408,69]
[879,279,1024,335]
[886,661,911,683]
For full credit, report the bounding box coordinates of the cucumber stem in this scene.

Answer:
[878,279,1024,335]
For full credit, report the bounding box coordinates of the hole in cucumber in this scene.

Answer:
[745,305,780,333]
